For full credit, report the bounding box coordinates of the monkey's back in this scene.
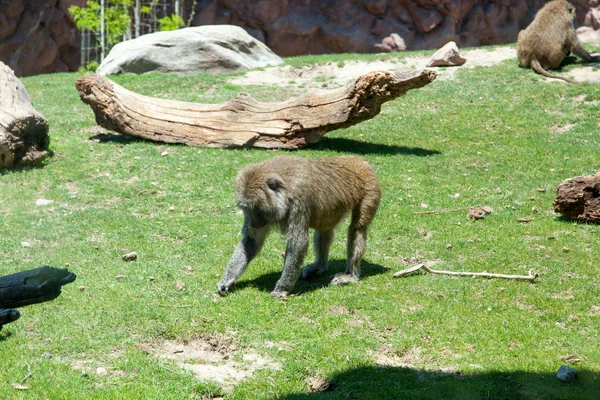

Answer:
[517,0,575,69]
[268,156,381,231]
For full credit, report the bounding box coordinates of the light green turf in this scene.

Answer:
[1,45,599,399]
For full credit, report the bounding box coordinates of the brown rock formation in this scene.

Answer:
[192,0,569,55]
[2,0,600,76]
[0,0,83,77]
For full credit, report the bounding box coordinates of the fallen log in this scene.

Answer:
[553,172,600,223]
[0,266,76,309]
[75,69,436,149]
[0,308,20,330]
[0,62,50,167]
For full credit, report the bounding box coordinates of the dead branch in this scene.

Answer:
[75,69,436,149]
[393,263,539,282]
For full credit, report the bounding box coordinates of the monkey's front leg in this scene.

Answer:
[217,225,269,295]
[271,228,309,299]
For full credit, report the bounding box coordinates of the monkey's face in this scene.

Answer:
[235,172,289,228]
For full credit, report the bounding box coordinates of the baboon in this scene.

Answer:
[216,156,381,299]
[517,0,600,84]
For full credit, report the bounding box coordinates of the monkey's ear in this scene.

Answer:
[266,177,284,191]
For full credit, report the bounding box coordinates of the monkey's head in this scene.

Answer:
[234,166,290,228]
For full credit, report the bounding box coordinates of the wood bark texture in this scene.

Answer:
[0,62,49,167]
[0,266,76,309]
[0,308,20,330]
[553,172,600,223]
[75,69,436,149]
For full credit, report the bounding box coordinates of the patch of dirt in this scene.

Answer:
[550,123,575,134]
[142,336,280,391]
[376,345,426,368]
[230,47,600,89]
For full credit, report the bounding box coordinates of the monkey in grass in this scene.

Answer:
[217,156,381,299]
[517,0,600,84]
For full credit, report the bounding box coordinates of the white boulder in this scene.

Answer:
[97,25,284,76]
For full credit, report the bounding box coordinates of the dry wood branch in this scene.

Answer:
[393,263,539,282]
[75,69,436,149]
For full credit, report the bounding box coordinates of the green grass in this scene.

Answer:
[1,47,600,399]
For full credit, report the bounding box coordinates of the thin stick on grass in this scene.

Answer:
[393,263,539,282]
[21,362,32,384]
[412,207,468,215]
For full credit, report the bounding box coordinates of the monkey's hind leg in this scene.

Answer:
[271,227,309,298]
[330,226,367,286]
[331,195,378,287]
[301,230,334,280]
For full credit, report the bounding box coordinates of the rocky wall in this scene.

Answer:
[192,0,600,55]
[2,0,600,77]
[0,0,83,77]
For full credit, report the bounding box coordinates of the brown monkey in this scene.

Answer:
[517,0,600,84]
[217,156,381,299]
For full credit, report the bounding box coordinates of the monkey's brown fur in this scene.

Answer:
[217,156,381,298]
[517,0,600,84]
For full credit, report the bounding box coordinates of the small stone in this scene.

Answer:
[161,151,169,156]
[115,275,127,280]
[36,199,53,206]
[516,216,533,223]
[95,367,108,376]
[176,279,185,291]
[78,286,89,291]
[426,41,467,67]
[467,207,486,220]
[307,375,330,392]
[556,365,578,382]
[21,242,31,247]
[122,252,137,261]
[42,351,52,359]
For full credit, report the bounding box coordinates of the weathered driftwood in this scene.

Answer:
[0,266,76,309]
[0,62,49,167]
[75,69,436,149]
[553,172,600,223]
[393,263,539,282]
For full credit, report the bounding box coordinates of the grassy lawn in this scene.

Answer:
[1,46,600,399]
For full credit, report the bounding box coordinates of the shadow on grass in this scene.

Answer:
[234,259,389,296]
[0,331,13,342]
[0,150,55,175]
[279,365,600,400]
[307,137,441,156]
[89,132,145,144]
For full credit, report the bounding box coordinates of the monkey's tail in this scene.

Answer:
[531,59,579,84]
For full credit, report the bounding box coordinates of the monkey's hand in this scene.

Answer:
[269,290,290,300]
[216,279,235,296]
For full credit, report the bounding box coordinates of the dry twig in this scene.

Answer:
[393,263,539,282]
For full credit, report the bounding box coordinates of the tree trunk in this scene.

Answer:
[0,62,50,167]
[75,69,436,149]
[553,172,600,223]
[0,308,20,330]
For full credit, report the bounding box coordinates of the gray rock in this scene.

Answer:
[556,365,578,382]
[427,41,467,67]
[96,25,284,76]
